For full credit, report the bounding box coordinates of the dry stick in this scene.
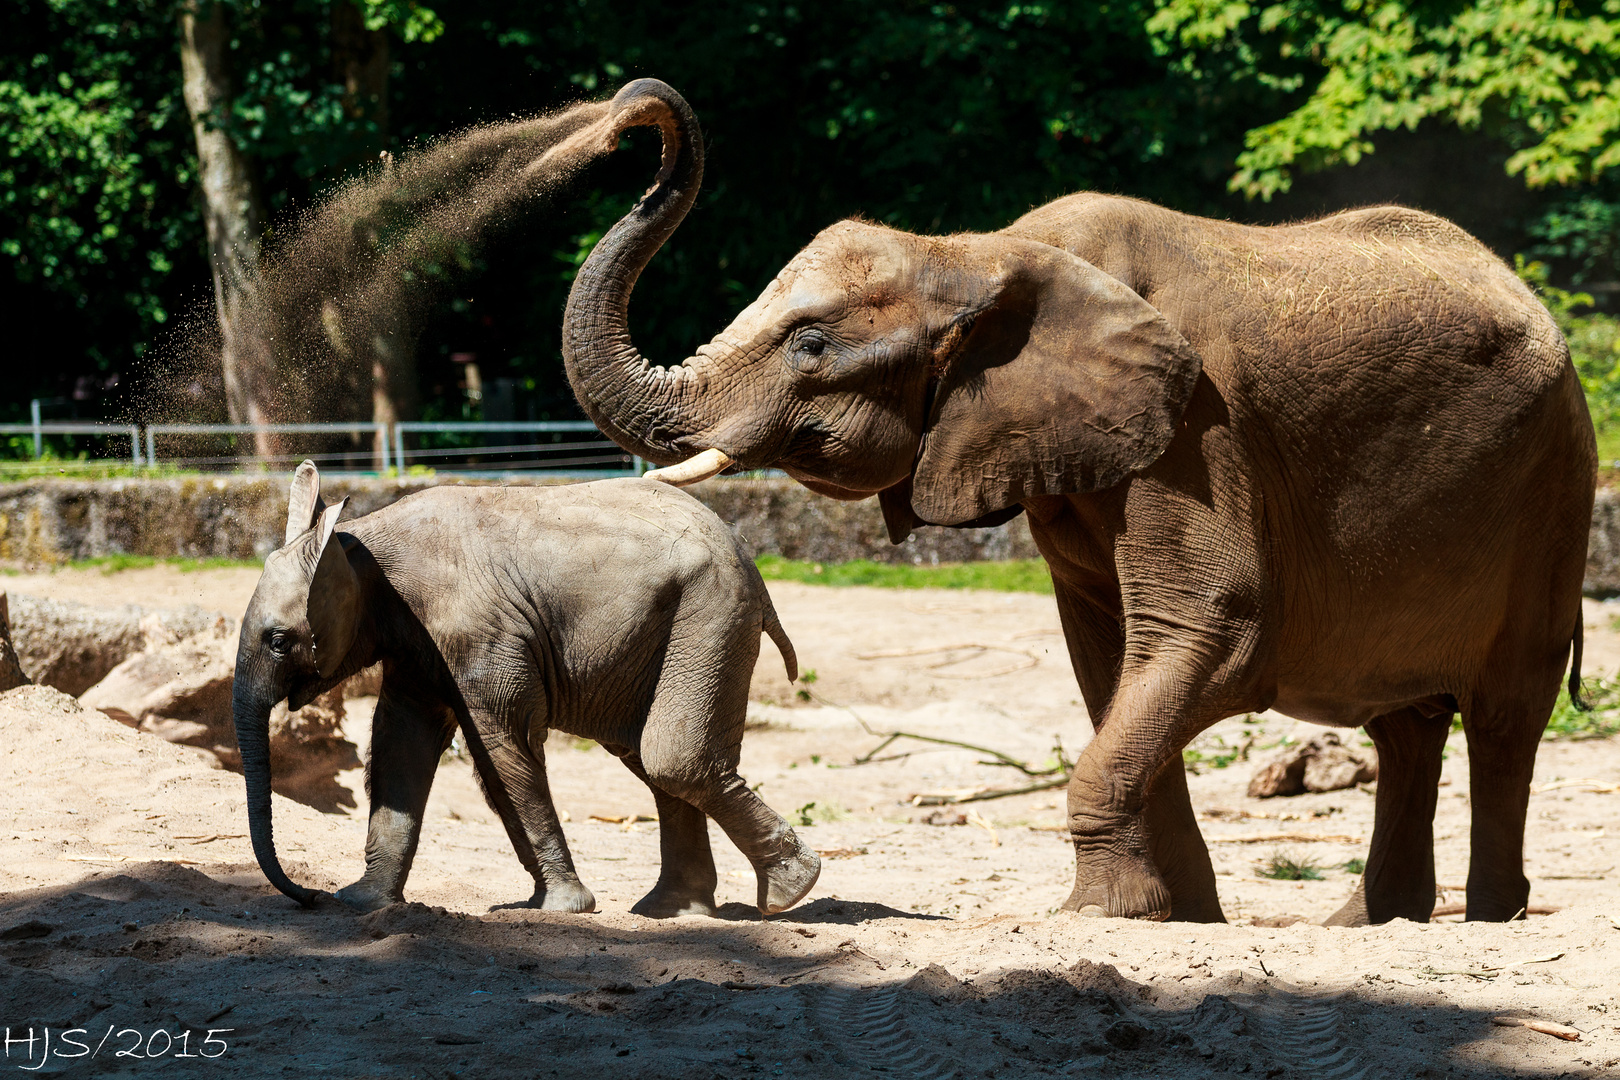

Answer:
[1431,903,1561,918]
[854,642,1040,679]
[1492,1017,1582,1041]
[818,690,1065,776]
[912,777,1071,806]
[807,688,1074,804]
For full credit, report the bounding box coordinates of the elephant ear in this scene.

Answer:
[305,499,359,679]
[285,460,327,546]
[907,237,1202,526]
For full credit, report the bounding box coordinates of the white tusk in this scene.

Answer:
[643,448,735,487]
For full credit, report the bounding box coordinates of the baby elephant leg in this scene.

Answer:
[641,737,818,915]
[337,690,451,912]
[608,746,719,918]
[461,718,595,913]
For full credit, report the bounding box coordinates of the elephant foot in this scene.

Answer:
[752,829,821,915]
[529,879,596,913]
[630,882,718,919]
[1061,845,1171,921]
[1463,874,1530,922]
[1322,882,1369,927]
[335,880,401,913]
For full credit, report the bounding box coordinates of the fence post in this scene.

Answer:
[128,426,142,468]
[145,427,157,468]
[29,399,41,458]
[393,424,406,474]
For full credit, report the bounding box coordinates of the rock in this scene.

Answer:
[79,621,360,811]
[79,617,235,733]
[7,594,218,694]
[1103,1021,1149,1051]
[1247,733,1378,798]
[0,919,54,941]
[0,593,29,692]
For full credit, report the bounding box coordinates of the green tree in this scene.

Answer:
[1149,0,1620,199]
[1,0,202,409]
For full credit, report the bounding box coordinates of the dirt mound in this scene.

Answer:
[7,593,219,694]
[79,619,361,810]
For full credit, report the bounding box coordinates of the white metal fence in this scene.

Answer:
[0,419,646,477]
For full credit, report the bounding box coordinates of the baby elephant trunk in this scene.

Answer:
[232,674,319,906]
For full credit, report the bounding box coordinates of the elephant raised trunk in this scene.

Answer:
[561,78,721,470]
[233,673,319,907]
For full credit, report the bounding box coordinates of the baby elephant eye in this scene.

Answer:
[269,631,293,654]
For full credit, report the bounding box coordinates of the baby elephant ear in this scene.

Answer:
[286,460,327,546]
[306,499,359,679]
[909,237,1202,525]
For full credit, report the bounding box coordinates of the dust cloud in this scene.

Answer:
[136,99,616,436]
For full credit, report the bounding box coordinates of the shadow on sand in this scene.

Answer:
[0,861,1591,1079]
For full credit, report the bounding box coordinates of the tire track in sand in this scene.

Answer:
[1231,989,1381,1080]
[810,982,959,1080]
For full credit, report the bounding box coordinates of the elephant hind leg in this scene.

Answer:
[608,747,719,918]
[637,716,818,915]
[1460,695,1555,922]
[1323,706,1449,927]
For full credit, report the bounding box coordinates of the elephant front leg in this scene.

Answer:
[1063,649,1253,921]
[336,690,452,912]
[1143,758,1225,922]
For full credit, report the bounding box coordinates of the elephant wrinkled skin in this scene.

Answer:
[559,79,1595,926]
[233,462,819,918]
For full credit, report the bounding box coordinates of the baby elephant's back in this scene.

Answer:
[408,479,761,701]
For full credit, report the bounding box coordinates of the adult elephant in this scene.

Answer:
[559,79,1595,925]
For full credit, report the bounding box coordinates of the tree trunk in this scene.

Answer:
[178,1,277,462]
[331,1,389,146]
[332,3,413,469]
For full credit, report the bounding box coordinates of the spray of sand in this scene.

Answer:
[138,97,628,447]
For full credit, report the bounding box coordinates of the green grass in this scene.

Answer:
[1544,677,1620,741]
[65,554,261,574]
[1342,857,1366,875]
[1256,852,1324,881]
[755,555,1053,593]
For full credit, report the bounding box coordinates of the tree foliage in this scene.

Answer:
[1,0,199,380]
[3,0,1619,424]
[1151,0,1620,198]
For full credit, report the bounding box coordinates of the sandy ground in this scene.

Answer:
[1,564,1618,1077]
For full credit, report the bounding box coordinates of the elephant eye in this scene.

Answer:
[268,630,293,655]
[788,329,832,372]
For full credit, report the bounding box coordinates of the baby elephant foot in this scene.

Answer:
[1062,845,1172,921]
[529,878,596,913]
[631,881,719,919]
[752,829,821,915]
[334,879,401,913]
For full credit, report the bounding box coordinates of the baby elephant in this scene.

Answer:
[232,462,819,917]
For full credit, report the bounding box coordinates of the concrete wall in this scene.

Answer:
[0,475,1037,567]
[4,474,1614,593]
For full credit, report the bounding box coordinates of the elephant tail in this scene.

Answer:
[1570,616,1590,712]
[762,598,798,683]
